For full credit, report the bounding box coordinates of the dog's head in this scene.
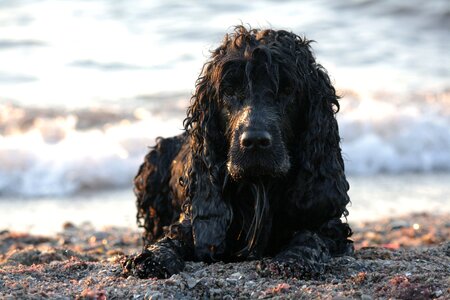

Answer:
[216,33,299,179]
[186,26,339,181]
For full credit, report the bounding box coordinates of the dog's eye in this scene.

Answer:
[222,87,245,102]
[222,86,234,97]
[235,88,246,100]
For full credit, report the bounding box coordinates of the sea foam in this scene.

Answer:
[0,105,182,196]
[1,90,449,197]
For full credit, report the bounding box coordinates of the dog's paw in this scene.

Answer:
[256,258,324,279]
[122,249,171,279]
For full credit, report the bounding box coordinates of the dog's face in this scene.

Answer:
[216,46,301,180]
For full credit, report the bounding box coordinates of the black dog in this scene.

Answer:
[123,26,353,279]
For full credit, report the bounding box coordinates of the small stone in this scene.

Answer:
[62,222,76,230]
[389,220,409,231]
[245,280,256,287]
[217,279,227,288]
[169,274,182,281]
[194,269,207,277]
[227,272,243,283]
[331,278,340,284]
[250,291,259,298]
[165,274,182,286]
[341,256,356,262]
[144,289,162,300]
[361,294,372,300]
[150,293,162,300]
[231,272,243,278]
[174,292,185,299]
[186,277,201,289]
[209,288,222,296]
[93,231,109,240]
[247,272,258,280]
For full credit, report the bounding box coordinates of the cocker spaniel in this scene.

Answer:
[123,26,353,279]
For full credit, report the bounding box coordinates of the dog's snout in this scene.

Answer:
[240,130,272,150]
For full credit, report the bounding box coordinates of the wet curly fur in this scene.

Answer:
[123,26,353,279]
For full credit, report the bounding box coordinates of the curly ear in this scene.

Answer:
[183,62,232,259]
[292,41,350,224]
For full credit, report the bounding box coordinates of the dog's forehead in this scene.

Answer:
[220,60,295,96]
[218,44,296,80]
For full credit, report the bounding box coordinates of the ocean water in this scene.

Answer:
[1,173,449,235]
[0,0,449,233]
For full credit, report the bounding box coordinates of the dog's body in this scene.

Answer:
[124,26,353,279]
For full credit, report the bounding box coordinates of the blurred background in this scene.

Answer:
[0,0,449,234]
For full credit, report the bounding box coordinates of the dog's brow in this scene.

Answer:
[218,62,243,84]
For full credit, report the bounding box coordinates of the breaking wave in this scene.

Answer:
[0,103,182,196]
[1,89,449,197]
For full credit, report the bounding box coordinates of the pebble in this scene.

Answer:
[331,279,340,285]
[58,237,75,246]
[173,292,187,299]
[165,274,182,286]
[62,222,76,230]
[144,289,162,300]
[209,288,222,296]
[217,278,228,288]
[193,269,207,277]
[250,291,259,298]
[244,280,256,287]
[247,273,258,280]
[93,231,109,240]
[226,272,243,284]
[186,277,201,289]
[389,220,409,231]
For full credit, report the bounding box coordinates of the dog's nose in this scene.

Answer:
[240,130,272,149]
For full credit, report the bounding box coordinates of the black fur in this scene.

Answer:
[123,26,353,279]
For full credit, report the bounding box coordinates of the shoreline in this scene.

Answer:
[1,172,449,236]
[1,212,449,299]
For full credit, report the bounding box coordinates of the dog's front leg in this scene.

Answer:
[123,220,194,279]
[258,230,331,278]
[190,182,232,261]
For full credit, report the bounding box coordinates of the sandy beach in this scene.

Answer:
[1,1,449,299]
[1,212,448,299]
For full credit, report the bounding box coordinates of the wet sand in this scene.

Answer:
[0,212,448,299]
